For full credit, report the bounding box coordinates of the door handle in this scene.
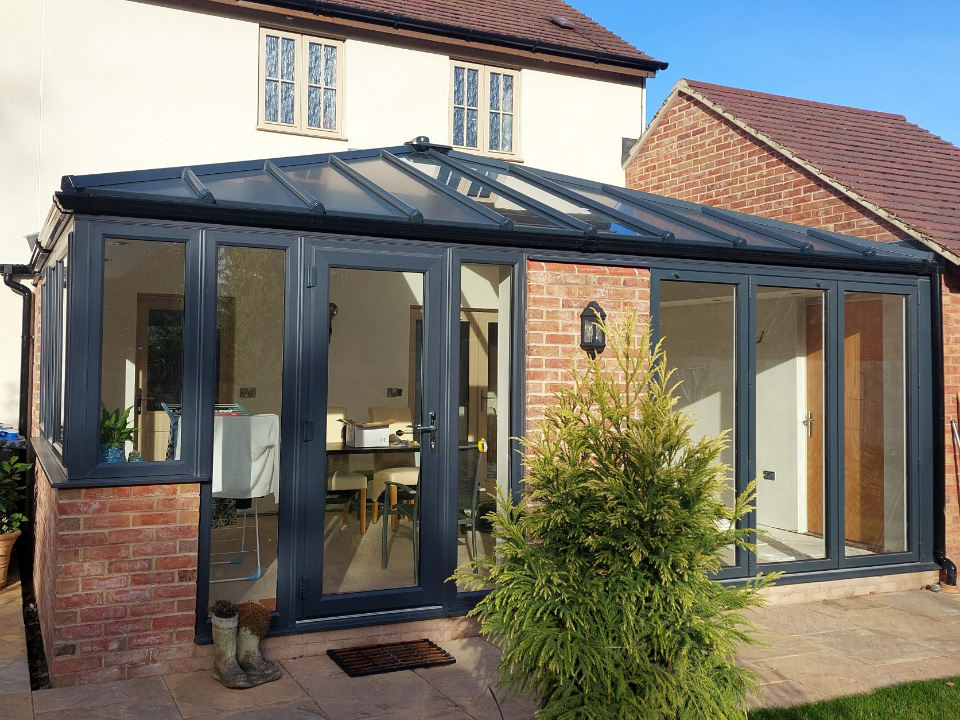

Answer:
[414,412,438,454]
[802,411,815,438]
[136,387,143,416]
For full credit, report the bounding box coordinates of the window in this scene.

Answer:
[258,28,343,137]
[39,258,67,449]
[451,62,518,157]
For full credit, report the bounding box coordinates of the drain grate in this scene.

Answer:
[327,639,456,677]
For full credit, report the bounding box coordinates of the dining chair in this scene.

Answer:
[381,474,420,583]
[369,406,419,527]
[457,439,488,559]
[326,407,369,533]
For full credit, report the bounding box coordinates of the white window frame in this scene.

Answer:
[449,61,520,159]
[258,27,345,139]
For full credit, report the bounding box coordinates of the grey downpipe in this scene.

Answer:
[2,265,32,439]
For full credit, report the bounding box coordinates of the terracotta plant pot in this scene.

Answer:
[0,529,22,590]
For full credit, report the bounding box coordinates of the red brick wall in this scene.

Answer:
[627,93,959,562]
[525,261,651,435]
[626,95,905,242]
[35,481,204,686]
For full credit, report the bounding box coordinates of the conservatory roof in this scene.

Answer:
[53,139,935,270]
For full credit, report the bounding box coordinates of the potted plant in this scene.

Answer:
[236,601,281,684]
[209,599,253,689]
[100,405,135,463]
[0,453,30,589]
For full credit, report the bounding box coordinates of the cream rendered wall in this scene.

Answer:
[1,0,646,428]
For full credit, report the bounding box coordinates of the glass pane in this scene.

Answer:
[308,43,322,85]
[455,264,512,591]
[59,259,68,446]
[282,163,407,217]
[756,287,826,563]
[208,246,285,610]
[323,88,336,130]
[453,66,464,106]
[264,35,279,78]
[502,114,513,153]
[280,37,295,81]
[453,107,465,146]
[264,80,279,123]
[280,82,295,125]
[659,281,737,567]
[502,74,514,113]
[844,292,907,556]
[466,68,478,108]
[307,86,321,128]
[466,108,478,148]
[489,72,501,111]
[323,268,425,594]
[101,239,185,463]
[489,111,500,151]
[324,45,337,88]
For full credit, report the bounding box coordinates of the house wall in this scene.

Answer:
[626,93,960,559]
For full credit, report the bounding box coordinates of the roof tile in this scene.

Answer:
[682,79,960,253]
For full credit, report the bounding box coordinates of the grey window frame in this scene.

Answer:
[39,257,67,450]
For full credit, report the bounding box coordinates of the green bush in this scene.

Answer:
[0,452,30,535]
[455,315,776,720]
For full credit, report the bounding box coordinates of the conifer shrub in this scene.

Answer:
[455,314,776,720]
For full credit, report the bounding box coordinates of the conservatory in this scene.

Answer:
[26,138,942,680]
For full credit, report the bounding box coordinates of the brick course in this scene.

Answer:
[627,91,960,560]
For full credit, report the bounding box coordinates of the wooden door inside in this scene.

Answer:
[805,303,825,536]
[134,294,184,460]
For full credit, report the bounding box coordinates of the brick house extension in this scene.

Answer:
[625,78,960,564]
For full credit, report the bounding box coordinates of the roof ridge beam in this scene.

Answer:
[379,150,513,229]
[430,150,596,237]
[329,155,423,222]
[264,160,325,213]
[601,185,746,246]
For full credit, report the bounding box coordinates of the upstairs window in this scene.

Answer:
[259,28,343,138]
[451,62,518,157]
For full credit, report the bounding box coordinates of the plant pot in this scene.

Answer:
[237,626,281,684]
[0,529,21,590]
[99,445,125,464]
[211,613,253,689]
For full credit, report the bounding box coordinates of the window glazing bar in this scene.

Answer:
[426,149,596,236]
[699,205,813,252]
[602,185,747,247]
[181,168,216,204]
[328,155,423,222]
[379,150,514,229]
[264,160,325,213]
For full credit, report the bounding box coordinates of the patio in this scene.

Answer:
[6,553,960,719]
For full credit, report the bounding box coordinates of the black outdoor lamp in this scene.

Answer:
[329,303,338,341]
[580,301,606,358]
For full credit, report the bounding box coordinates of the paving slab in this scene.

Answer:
[802,626,946,665]
[748,680,825,710]
[165,670,316,719]
[1,690,35,720]
[32,677,172,715]
[870,590,960,619]
[187,699,329,720]
[746,605,861,636]
[33,693,183,720]
[752,649,901,699]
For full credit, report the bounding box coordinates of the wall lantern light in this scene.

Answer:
[329,303,338,341]
[580,301,606,358]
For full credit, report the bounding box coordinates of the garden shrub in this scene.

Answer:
[455,314,776,720]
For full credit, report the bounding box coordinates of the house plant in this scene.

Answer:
[209,599,253,689]
[0,453,30,589]
[99,405,135,463]
[455,315,776,720]
[236,601,281,684]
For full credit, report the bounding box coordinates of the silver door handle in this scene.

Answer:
[414,412,437,454]
[802,411,815,438]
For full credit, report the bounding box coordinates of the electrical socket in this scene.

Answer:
[387,387,403,397]
[239,387,257,398]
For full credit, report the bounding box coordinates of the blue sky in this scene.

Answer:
[574,1,960,146]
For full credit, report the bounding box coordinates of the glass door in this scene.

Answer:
[299,245,445,619]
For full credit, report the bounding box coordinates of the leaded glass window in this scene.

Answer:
[451,62,518,156]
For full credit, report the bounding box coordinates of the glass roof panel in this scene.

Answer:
[280,163,406,217]
[198,169,306,208]
[107,177,196,199]
[644,200,784,249]
[345,157,498,225]
[468,165,638,235]
[401,156,563,229]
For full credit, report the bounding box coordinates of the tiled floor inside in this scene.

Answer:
[19,588,960,719]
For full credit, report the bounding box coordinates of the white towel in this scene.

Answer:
[212,414,280,502]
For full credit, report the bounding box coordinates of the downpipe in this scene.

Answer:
[2,265,32,439]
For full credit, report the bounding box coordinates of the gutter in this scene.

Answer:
[2,264,34,439]
[251,0,668,73]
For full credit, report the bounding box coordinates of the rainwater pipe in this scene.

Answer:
[943,416,960,590]
[2,264,33,440]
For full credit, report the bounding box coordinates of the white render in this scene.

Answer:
[0,0,648,427]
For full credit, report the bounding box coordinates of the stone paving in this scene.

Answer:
[7,581,960,718]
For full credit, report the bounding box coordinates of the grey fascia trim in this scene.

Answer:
[264,160,325,213]
[698,205,813,253]
[427,150,596,236]
[621,84,682,169]
[329,155,423,222]
[602,185,746,247]
[675,84,960,265]
[508,165,665,240]
[379,150,513,229]
[181,168,216,204]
